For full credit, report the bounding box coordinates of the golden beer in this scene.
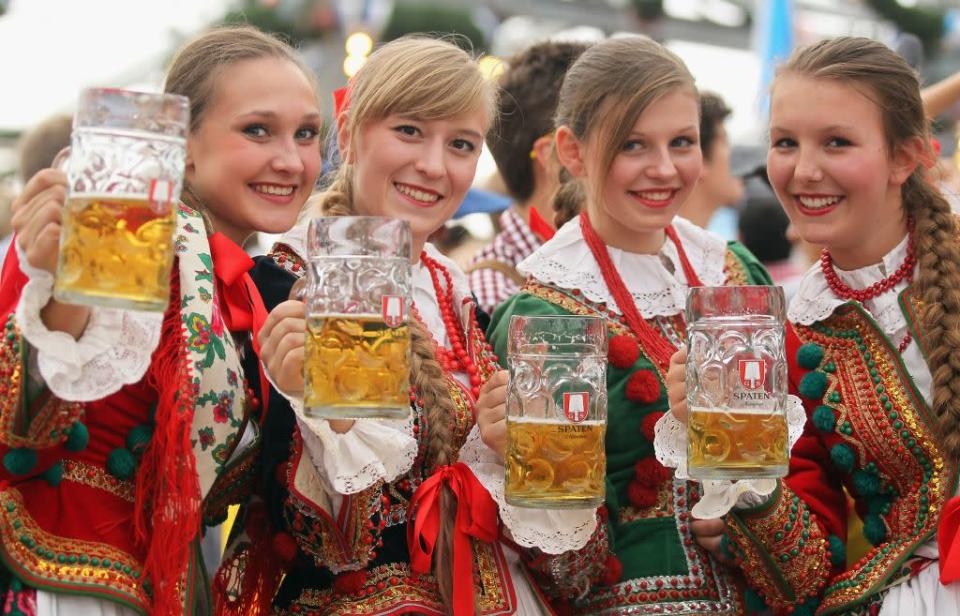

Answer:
[505,417,606,508]
[54,196,176,311]
[687,407,788,479]
[304,315,410,419]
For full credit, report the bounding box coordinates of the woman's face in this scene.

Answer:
[186,57,322,244]
[346,110,487,251]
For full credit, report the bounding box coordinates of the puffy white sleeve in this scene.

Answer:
[14,243,163,402]
[654,395,807,519]
[459,424,598,554]
[276,387,419,496]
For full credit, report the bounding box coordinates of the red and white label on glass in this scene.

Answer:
[382,295,405,328]
[563,392,589,423]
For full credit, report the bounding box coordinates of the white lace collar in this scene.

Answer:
[517,215,728,318]
[276,224,469,350]
[788,234,912,336]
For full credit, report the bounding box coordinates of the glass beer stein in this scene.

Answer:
[304,216,412,420]
[505,315,608,509]
[55,88,189,311]
[685,286,788,480]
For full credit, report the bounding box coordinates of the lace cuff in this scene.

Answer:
[290,396,418,495]
[654,395,807,519]
[459,425,597,554]
[14,244,163,402]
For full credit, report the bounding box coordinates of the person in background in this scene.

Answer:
[677,92,745,230]
[737,170,803,300]
[467,40,589,314]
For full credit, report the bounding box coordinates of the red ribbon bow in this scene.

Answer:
[939,496,960,584]
[407,462,498,616]
[208,232,270,412]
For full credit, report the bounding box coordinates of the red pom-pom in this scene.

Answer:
[634,456,672,487]
[333,570,368,595]
[608,335,640,369]
[599,555,623,586]
[272,531,299,563]
[244,501,270,541]
[640,411,665,442]
[625,370,661,404]
[627,480,658,509]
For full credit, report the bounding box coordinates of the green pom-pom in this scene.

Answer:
[798,371,828,399]
[797,343,825,370]
[107,448,137,480]
[42,461,63,486]
[852,469,880,496]
[65,421,89,452]
[830,444,855,473]
[792,597,820,616]
[126,425,153,458]
[863,514,887,546]
[827,534,846,567]
[3,448,36,476]
[812,405,837,432]
[743,588,768,613]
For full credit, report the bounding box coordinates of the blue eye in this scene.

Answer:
[622,140,643,152]
[827,137,852,147]
[296,126,320,141]
[772,137,796,149]
[243,124,268,138]
[672,136,695,148]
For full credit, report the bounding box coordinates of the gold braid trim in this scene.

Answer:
[0,317,84,450]
[275,541,515,615]
[725,483,830,614]
[62,460,135,503]
[723,247,750,285]
[0,487,147,610]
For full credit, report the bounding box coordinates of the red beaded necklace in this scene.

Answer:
[579,212,703,372]
[417,252,485,398]
[820,225,916,303]
[819,223,916,352]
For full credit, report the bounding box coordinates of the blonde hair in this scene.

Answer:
[164,25,320,212]
[552,36,696,228]
[310,35,497,219]
[777,37,960,456]
[309,35,496,610]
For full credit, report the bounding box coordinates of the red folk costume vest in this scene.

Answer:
[0,205,250,615]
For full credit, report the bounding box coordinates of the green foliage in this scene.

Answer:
[222,0,330,46]
[865,0,944,55]
[380,2,486,54]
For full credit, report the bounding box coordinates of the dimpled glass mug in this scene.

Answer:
[685,286,788,480]
[505,315,608,509]
[303,216,413,420]
[55,88,189,311]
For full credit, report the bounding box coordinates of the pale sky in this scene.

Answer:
[0,0,232,132]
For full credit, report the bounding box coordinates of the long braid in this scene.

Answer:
[905,173,960,457]
[408,317,464,610]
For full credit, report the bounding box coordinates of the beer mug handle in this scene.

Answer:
[52,147,71,174]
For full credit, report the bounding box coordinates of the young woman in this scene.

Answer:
[0,25,322,616]
[664,37,960,615]
[480,36,771,614]
[213,36,597,616]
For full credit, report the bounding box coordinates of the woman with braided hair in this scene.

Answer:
[213,36,597,616]
[662,37,960,615]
